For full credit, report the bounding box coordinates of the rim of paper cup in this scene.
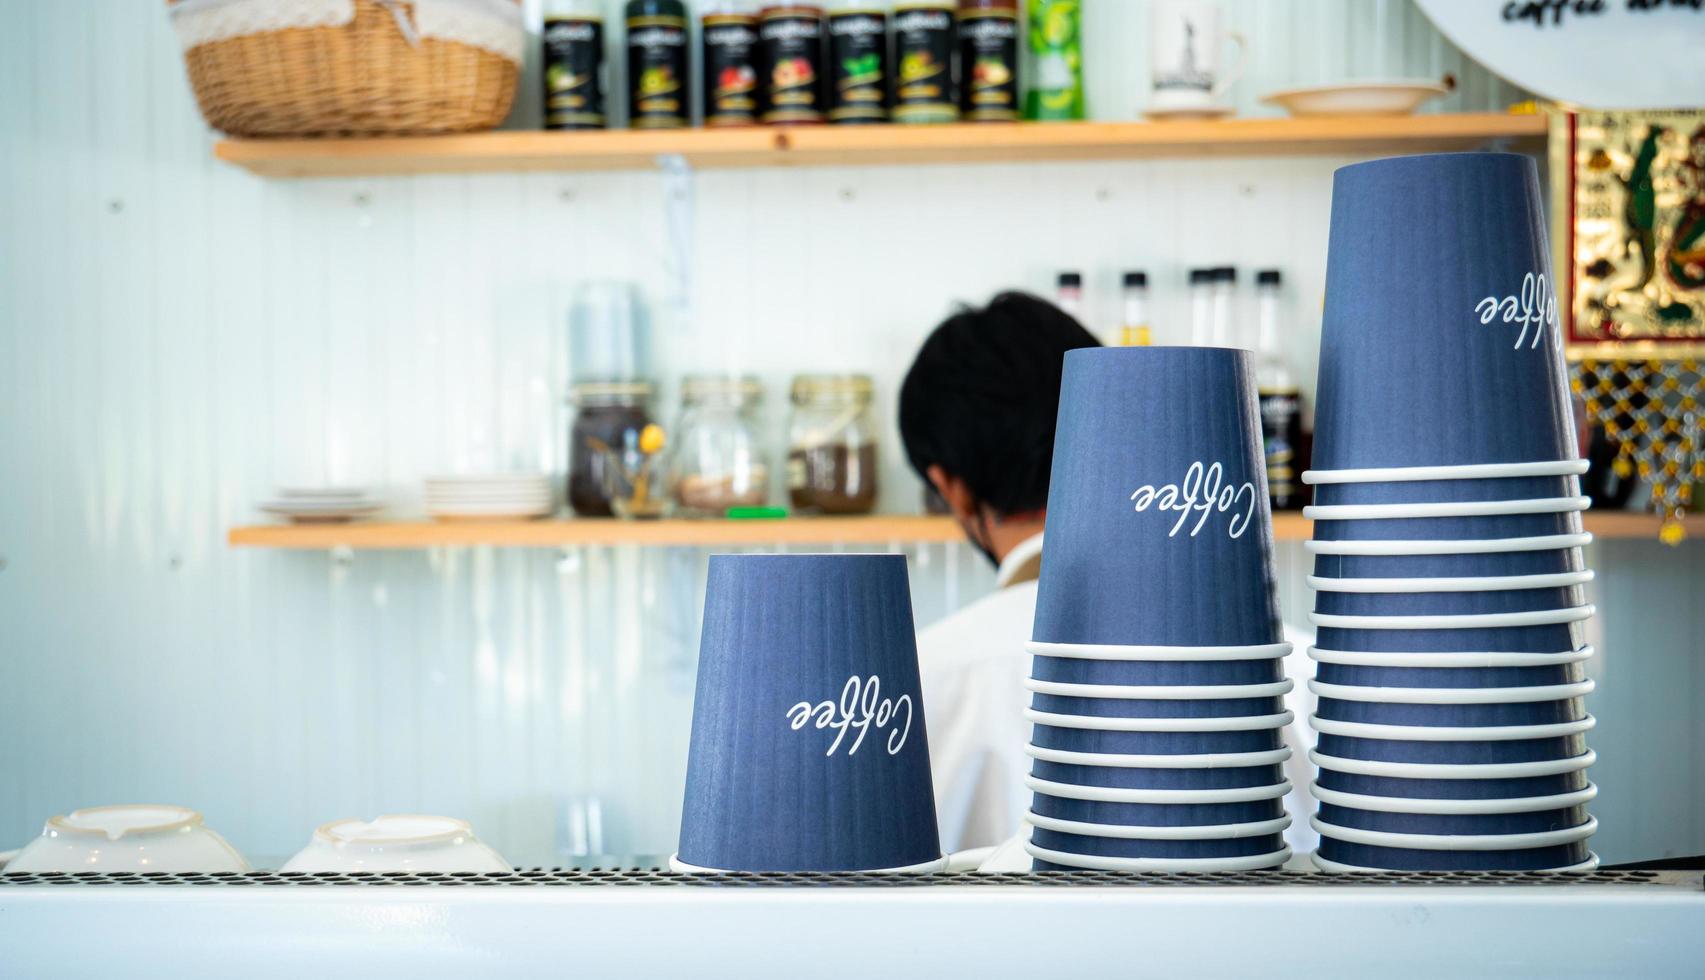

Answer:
[1024,678,1295,700]
[1305,532,1593,556]
[1026,708,1295,732]
[1308,677,1595,705]
[1025,744,1293,769]
[1306,570,1595,594]
[1301,460,1589,485]
[1024,774,1293,804]
[1307,604,1595,630]
[1311,852,1600,874]
[1309,780,1598,815]
[1024,811,1292,841]
[1311,814,1597,851]
[47,805,203,840]
[1308,748,1597,780]
[314,815,478,849]
[1308,645,1595,668]
[1308,713,1596,741]
[1025,840,1291,873]
[1026,641,1292,662]
[1303,497,1591,521]
[667,853,950,874]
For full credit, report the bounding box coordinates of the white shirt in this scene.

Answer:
[916,532,1320,859]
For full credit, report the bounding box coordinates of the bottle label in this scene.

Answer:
[893,6,957,122]
[628,15,689,128]
[828,11,888,123]
[958,8,1018,121]
[703,14,759,125]
[759,11,825,124]
[544,16,606,129]
[1259,388,1302,510]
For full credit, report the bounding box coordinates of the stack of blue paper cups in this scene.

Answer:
[1303,152,1598,873]
[1024,346,1295,872]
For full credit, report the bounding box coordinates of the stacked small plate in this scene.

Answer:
[1303,152,1598,872]
[424,473,553,520]
[257,487,383,523]
[1021,347,1293,873]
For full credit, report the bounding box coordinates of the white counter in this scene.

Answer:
[1,871,1699,978]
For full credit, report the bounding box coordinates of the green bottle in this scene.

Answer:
[1023,0,1083,121]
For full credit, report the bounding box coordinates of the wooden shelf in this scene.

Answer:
[214,113,1547,178]
[227,511,1696,550]
[228,515,966,549]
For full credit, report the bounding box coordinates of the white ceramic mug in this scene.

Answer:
[4,805,250,874]
[1148,0,1247,112]
[280,815,510,873]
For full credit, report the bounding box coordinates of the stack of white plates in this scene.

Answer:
[424,473,553,520]
[257,487,383,523]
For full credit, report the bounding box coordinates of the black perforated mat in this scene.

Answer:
[0,869,1691,888]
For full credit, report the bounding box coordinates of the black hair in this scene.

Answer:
[898,291,1101,517]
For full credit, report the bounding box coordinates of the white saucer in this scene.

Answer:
[1144,104,1235,120]
[1260,80,1448,118]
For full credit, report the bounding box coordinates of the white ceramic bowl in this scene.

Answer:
[280,815,510,873]
[4,805,249,873]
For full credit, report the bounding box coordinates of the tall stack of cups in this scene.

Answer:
[1024,347,1295,872]
[1303,153,1598,872]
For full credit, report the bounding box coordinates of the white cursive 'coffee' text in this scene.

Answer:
[1129,460,1257,539]
[1474,272,1557,351]
[787,675,914,757]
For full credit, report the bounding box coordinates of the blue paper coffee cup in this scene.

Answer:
[1315,838,1592,872]
[1310,475,1579,507]
[1312,587,1590,618]
[1312,548,1586,580]
[1316,661,1585,690]
[1315,732,1589,765]
[1030,828,1285,860]
[1313,152,1576,470]
[1315,766,1591,802]
[1315,618,1587,654]
[1033,347,1280,647]
[1317,803,1591,837]
[1314,696,1587,728]
[1309,510,1586,542]
[1029,655,1284,687]
[1029,693,1285,719]
[677,554,940,872]
[1030,759,1284,790]
[1032,724,1283,756]
[1030,791,1286,828]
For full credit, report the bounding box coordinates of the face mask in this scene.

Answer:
[968,509,1000,570]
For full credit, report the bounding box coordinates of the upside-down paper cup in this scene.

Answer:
[1313,816,1595,872]
[1311,545,1589,581]
[1030,792,1288,829]
[1027,641,1289,687]
[1030,759,1285,791]
[1309,508,1587,544]
[1312,152,1575,470]
[1314,731,1591,766]
[1309,474,1582,508]
[1313,750,1594,802]
[1313,653,1588,691]
[1030,827,1288,861]
[1031,723,1285,757]
[676,554,941,872]
[1033,347,1280,648]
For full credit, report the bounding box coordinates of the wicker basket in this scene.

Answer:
[170,0,522,138]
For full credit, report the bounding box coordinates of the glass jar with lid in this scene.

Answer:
[673,375,770,517]
[569,381,656,517]
[787,374,879,514]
